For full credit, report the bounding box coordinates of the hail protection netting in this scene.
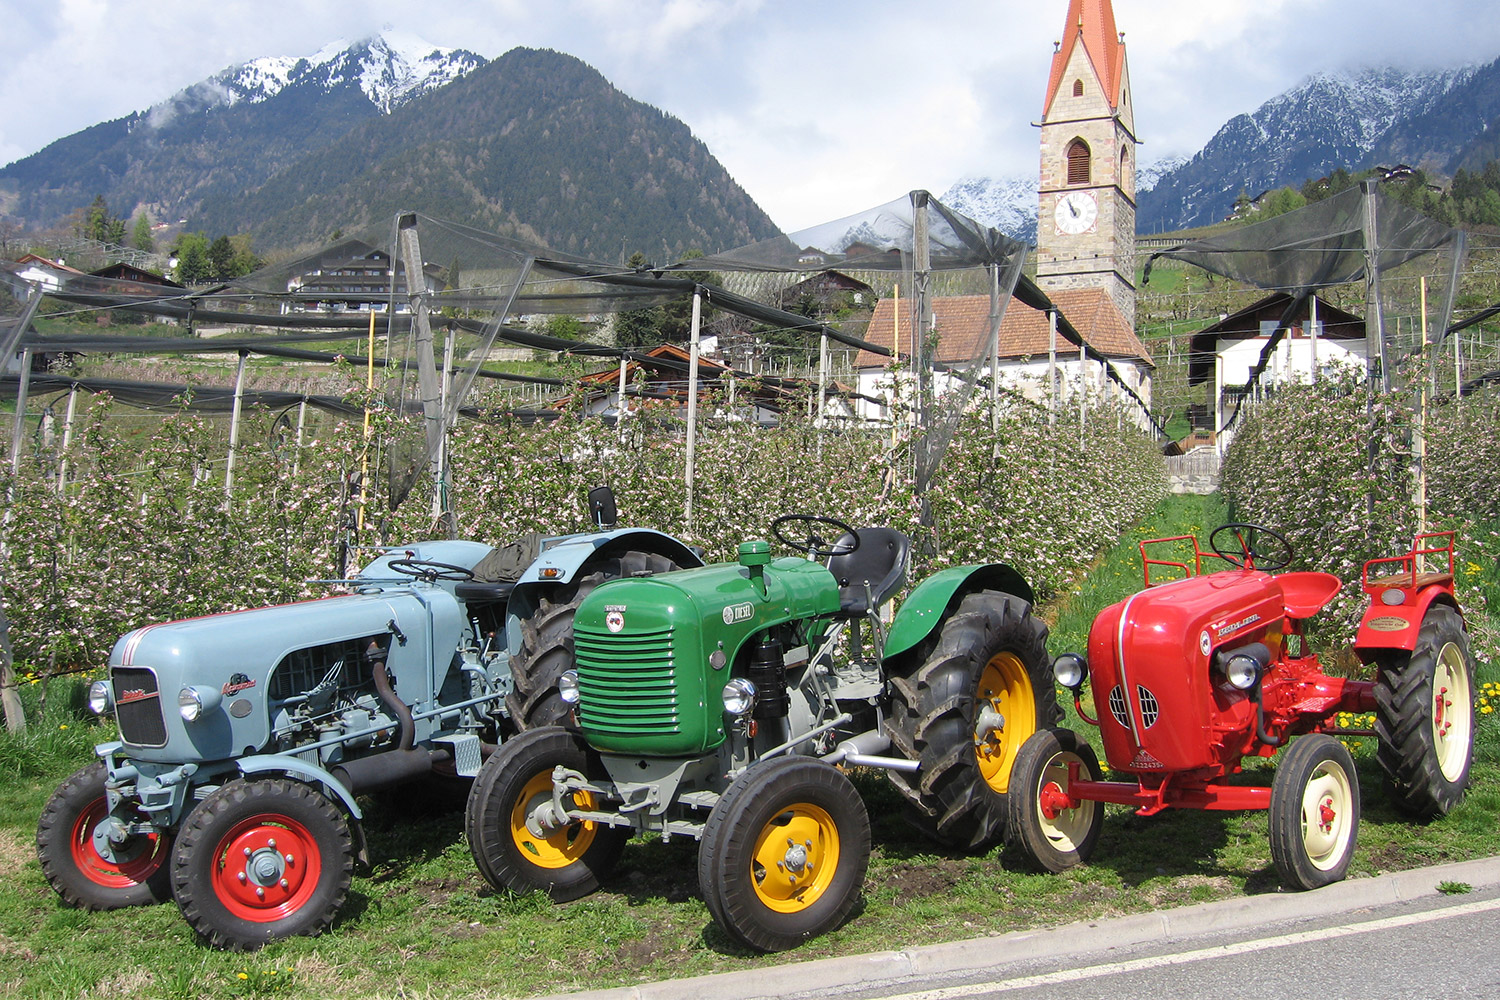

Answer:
[680,191,1031,494]
[1144,184,1467,401]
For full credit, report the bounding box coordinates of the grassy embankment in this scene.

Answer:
[0,491,1495,999]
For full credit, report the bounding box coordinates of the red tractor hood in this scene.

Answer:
[1088,570,1285,774]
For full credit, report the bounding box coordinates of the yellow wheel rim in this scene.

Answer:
[975,652,1037,793]
[508,771,599,869]
[749,803,840,913]
[1433,641,1472,782]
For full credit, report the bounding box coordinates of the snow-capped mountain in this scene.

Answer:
[1138,62,1499,232]
[941,175,1039,245]
[143,33,484,129]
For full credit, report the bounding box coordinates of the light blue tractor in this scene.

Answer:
[35,487,699,949]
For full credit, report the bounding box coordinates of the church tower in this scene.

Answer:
[1036,0,1138,328]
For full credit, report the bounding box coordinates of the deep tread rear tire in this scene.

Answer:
[1005,728,1104,873]
[885,591,1058,849]
[170,778,353,950]
[697,757,870,952]
[1374,604,1475,819]
[36,762,172,910]
[506,551,680,730]
[466,726,627,900]
[1269,735,1359,890]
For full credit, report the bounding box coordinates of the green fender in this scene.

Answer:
[884,563,1036,661]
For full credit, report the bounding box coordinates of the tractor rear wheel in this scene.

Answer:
[697,756,870,952]
[36,762,173,910]
[1269,735,1360,890]
[170,778,353,949]
[1374,604,1475,819]
[885,591,1058,849]
[466,726,626,900]
[1005,728,1104,873]
[506,551,681,730]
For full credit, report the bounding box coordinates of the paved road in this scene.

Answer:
[548,857,1500,1000]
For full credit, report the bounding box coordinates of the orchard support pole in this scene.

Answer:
[987,262,1001,434]
[684,288,703,527]
[9,349,32,474]
[224,350,248,498]
[1361,181,1386,526]
[292,398,307,478]
[1048,308,1058,426]
[0,599,20,734]
[57,385,77,494]
[396,213,451,537]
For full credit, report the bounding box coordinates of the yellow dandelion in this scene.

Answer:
[1482,705,1494,715]
[237,973,249,981]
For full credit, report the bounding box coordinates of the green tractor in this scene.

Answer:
[465,514,1058,950]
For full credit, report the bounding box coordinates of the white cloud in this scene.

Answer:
[2,0,1498,233]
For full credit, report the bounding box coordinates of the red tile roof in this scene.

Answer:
[855,287,1152,369]
[1044,0,1126,115]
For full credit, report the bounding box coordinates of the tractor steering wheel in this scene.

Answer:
[1208,523,1294,572]
[770,514,862,559]
[387,558,476,582]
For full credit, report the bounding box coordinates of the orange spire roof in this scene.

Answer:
[1043,0,1126,115]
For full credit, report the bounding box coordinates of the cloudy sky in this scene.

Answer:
[3,0,1499,233]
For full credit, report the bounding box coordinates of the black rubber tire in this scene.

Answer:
[1269,735,1360,890]
[170,778,354,950]
[1005,728,1104,873]
[506,550,680,730]
[465,726,627,900]
[1374,604,1475,819]
[697,756,870,952]
[36,761,173,910]
[885,591,1059,849]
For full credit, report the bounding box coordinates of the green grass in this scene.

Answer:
[2,492,1497,999]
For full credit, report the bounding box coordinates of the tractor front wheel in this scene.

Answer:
[697,756,870,952]
[506,551,681,730]
[465,726,626,900]
[36,762,173,910]
[1269,735,1360,890]
[885,591,1058,849]
[1005,728,1104,873]
[170,778,353,949]
[1375,604,1475,819]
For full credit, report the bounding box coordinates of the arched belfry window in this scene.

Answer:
[1072,79,1084,97]
[1066,138,1091,185]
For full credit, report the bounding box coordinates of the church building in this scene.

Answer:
[1036,0,1139,330]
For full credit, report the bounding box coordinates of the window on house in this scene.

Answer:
[1067,139,1091,185]
[1073,79,1084,97]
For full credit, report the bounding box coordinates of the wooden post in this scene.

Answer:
[816,328,829,459]
[224,350,248,498]
[617,355,628,433]
[684,288,703,527]
[358,312,375,538]
[1078,338,1087,450]
[1416,277,1428,535]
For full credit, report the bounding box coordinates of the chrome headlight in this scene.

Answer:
[177,685,222,722]
[87,680,113,716]
[1224,653,1262,691]
[1052,652,1088,690]
[558,669,581,705]
[722,678,757,717]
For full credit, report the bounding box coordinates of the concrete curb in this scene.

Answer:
[540,857,1500,1000]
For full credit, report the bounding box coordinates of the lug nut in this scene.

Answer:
[237,872,247,883]
[256,887,265,899]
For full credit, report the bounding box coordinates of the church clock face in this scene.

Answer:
[1054,190,1098,235]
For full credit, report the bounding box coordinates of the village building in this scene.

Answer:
[852,287,1153,424]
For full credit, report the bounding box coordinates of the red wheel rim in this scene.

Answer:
[68,795,169,889]
[210,813,323,922]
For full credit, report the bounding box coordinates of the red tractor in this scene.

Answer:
[1008,524,1476,889]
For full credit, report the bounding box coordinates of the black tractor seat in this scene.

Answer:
[826,527,911,617]
[454,581,518,604]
